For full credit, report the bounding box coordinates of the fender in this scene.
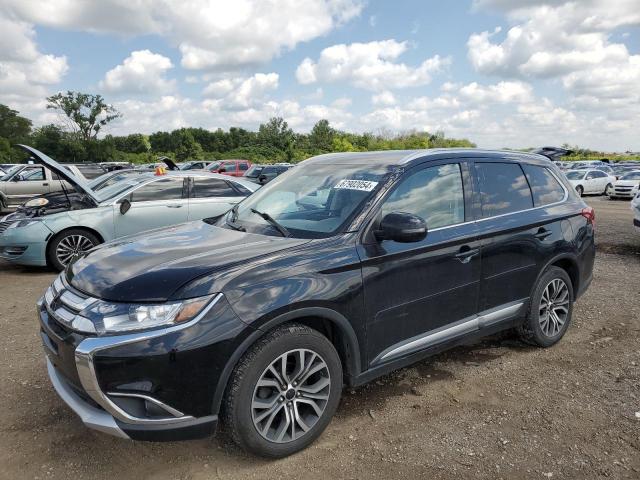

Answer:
[535,252,580,295]
[210,306,362,416]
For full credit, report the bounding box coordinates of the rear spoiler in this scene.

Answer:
[532,147,573,161]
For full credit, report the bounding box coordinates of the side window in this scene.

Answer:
[475,162,533,218]
[381,163,465,229]
[239,162,249,171]
[22,168,45,181]
[76,165,105,179]
[522,164,565,206]
[130,178,184,202]
[192,177,239,197]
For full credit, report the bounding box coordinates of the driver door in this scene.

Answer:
[357,161,480,366]
[4,167,51,207]
[114,177,188,238]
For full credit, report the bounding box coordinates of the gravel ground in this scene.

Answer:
[0,195,638,480]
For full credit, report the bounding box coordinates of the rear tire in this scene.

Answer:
[222,324,342,458]
[517,266,574,347]
[46,228,100,271]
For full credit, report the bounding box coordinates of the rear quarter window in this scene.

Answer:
[522,164,566,206]
[475,162,533,218]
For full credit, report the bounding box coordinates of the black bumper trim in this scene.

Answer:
[117,415,218,441]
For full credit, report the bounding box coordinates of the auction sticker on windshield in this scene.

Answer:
[334,179,379,192]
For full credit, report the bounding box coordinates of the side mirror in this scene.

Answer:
[119,198,131,215]
[13,174,23,182]
[375,212,427,243]
[258,174,267,184]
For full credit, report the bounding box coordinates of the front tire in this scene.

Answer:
[517,266,574,347]
[46,229,100,271]
[604,183,613,196]
[575,185,584,196]
[222,324,342,458]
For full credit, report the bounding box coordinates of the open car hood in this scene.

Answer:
[16,145,100,203]
[532,146,573,161]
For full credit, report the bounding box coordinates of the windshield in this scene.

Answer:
[244,165,264,177]
[94,175,152,202]
[207,162,221,171]
[225,163,391,238]
[1,165,25,181]
[565,171,586,180]
[621,172,640,180]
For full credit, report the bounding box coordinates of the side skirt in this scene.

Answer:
[352,299,526,387]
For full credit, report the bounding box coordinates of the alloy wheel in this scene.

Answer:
[251,348,330,443]
[538,278,570,337]
[55,234,95,266]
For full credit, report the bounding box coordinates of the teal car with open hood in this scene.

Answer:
[0,146,259,270]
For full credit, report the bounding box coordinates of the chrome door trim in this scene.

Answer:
[372,300,525,365]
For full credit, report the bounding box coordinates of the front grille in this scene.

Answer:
[44,274,96,331]
[615,187,633,192]
[0,220,11,234]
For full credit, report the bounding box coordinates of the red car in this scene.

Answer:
[206,159,251,177]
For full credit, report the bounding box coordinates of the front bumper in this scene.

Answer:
[0,220,51,266]
[40,275,251,441]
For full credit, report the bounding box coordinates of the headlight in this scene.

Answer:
[66,295,215,335]
[24,197,49,207]
[6,218,42,229]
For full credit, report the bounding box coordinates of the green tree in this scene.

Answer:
[46,91,121,142]
[172,129,203,161]
[309,119,335,152]
[257,117,294,152]
[0,104,32,140]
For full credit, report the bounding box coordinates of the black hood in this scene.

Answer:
[67,221,310,302]
[532,146,573,161]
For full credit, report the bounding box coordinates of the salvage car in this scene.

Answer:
[0,162,105,212]
[632,192,640,234]
[39,148,595,457]
[609,171,640,200]
[206,159,251,176]
[0,146,258,270]
[243,164,292,184]
[565,169,615,196]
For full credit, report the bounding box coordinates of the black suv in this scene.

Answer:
[40,149,595,457]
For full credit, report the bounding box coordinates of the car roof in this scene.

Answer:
[299,148,550,168]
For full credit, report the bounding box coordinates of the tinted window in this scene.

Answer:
[245,165,263,177]
[192,177,239,197]
[522,165,565,206]
[130,178,184,202]
[592,171,607,178]
[382,163,465,229]
[76,165,105,179]
[475,162,533,218]
[263,166,277,175]
[239,162,249,171]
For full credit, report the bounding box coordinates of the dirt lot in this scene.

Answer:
[0,196,638,480]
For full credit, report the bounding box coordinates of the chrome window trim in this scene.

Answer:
[73,293,223,425]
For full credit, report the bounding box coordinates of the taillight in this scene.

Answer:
[581,206,595,230]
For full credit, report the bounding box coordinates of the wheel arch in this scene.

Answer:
[45,225,106,267]
[212,307,362,416]
[537,253,580,297]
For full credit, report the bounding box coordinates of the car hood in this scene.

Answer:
[67,221,311,302]
[614,180,640,186]
[16,145,99,203]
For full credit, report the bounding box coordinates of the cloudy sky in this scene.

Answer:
[0,0,638,150]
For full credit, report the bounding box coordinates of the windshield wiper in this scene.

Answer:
[250,208,291,237]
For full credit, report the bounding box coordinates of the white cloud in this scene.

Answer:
[458,81,533,104]
[100,50,175,94]
[202,72,279,109]
[0,14,68,122]
[296,40,450,90]
[3,0,364,71]
[372,90,396,106]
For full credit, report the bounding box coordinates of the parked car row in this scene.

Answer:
[32,146,595,458]
[0,146,258,270]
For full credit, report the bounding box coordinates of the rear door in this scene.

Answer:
[472,160,567,312]
[187,176,247,220]
[113,177,188,237]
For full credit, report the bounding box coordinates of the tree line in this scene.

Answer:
[0,91,477,165]
[1,91,636,165]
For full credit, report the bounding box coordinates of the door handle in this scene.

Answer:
[42,183,49,186]
[455,246,479,264]
[166,204,183,208]
[534,228,552,240]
